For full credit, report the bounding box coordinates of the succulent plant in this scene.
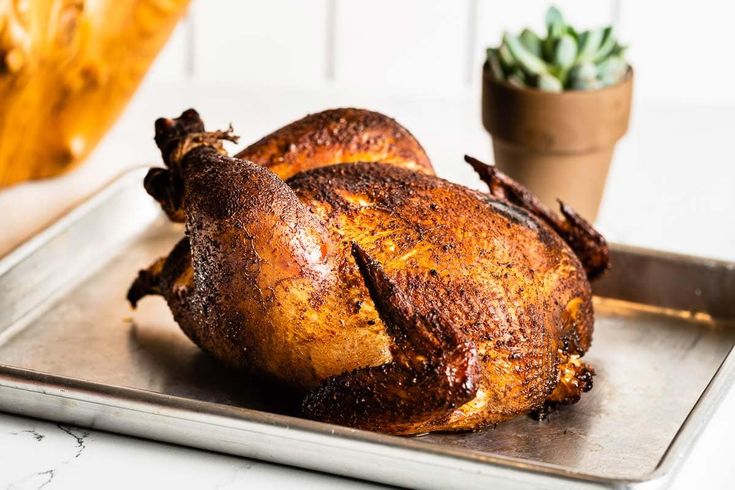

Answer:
[486,6,629,91]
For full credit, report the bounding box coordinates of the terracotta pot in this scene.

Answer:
[481,67,633,221]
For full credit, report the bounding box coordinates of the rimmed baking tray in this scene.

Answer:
[1,169,734,489]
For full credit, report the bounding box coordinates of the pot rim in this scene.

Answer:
[482,62,634,97]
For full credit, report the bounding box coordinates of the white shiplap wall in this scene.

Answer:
[192,0,330,86]
[147,0,735,103]
[333,0,470,95]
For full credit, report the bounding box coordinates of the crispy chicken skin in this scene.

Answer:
[235,108,433,179]
[129,109,607,435]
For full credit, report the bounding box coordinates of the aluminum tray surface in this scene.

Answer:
[1,170,734,489]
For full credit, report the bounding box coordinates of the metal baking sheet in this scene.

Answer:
[1,169,734,489]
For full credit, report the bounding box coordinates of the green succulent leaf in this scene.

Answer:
[498,43,515,71]
[577,27,605,63]
[553,33,578,71]
[543,35,555,63]
[520,28,542,56]
[486,48,505,80]
[537,73,564,92]
[565,24,580,43]
[504,33,549,76]
[545,6,564,32]
[507,73,527,88]
[593,26,616,63]
[549,21,566,42]
[611,42,628,57]
[568,62,598,83]
[598,55,628,86]
[546,7,567,48]
[511,67,529,84]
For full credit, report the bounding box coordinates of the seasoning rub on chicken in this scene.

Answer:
[128,108,608,435]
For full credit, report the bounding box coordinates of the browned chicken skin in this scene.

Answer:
[235,107,434,178]
[129,108,608,434]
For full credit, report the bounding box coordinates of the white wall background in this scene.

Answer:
[148,0,735,105]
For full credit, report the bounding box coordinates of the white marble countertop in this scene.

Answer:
[1,81,734,489]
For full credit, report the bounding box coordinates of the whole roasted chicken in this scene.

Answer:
[129,108,609,435]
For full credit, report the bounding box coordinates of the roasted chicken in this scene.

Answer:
[128,108,609,435]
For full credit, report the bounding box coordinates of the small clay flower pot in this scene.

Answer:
[481,67,633,221]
